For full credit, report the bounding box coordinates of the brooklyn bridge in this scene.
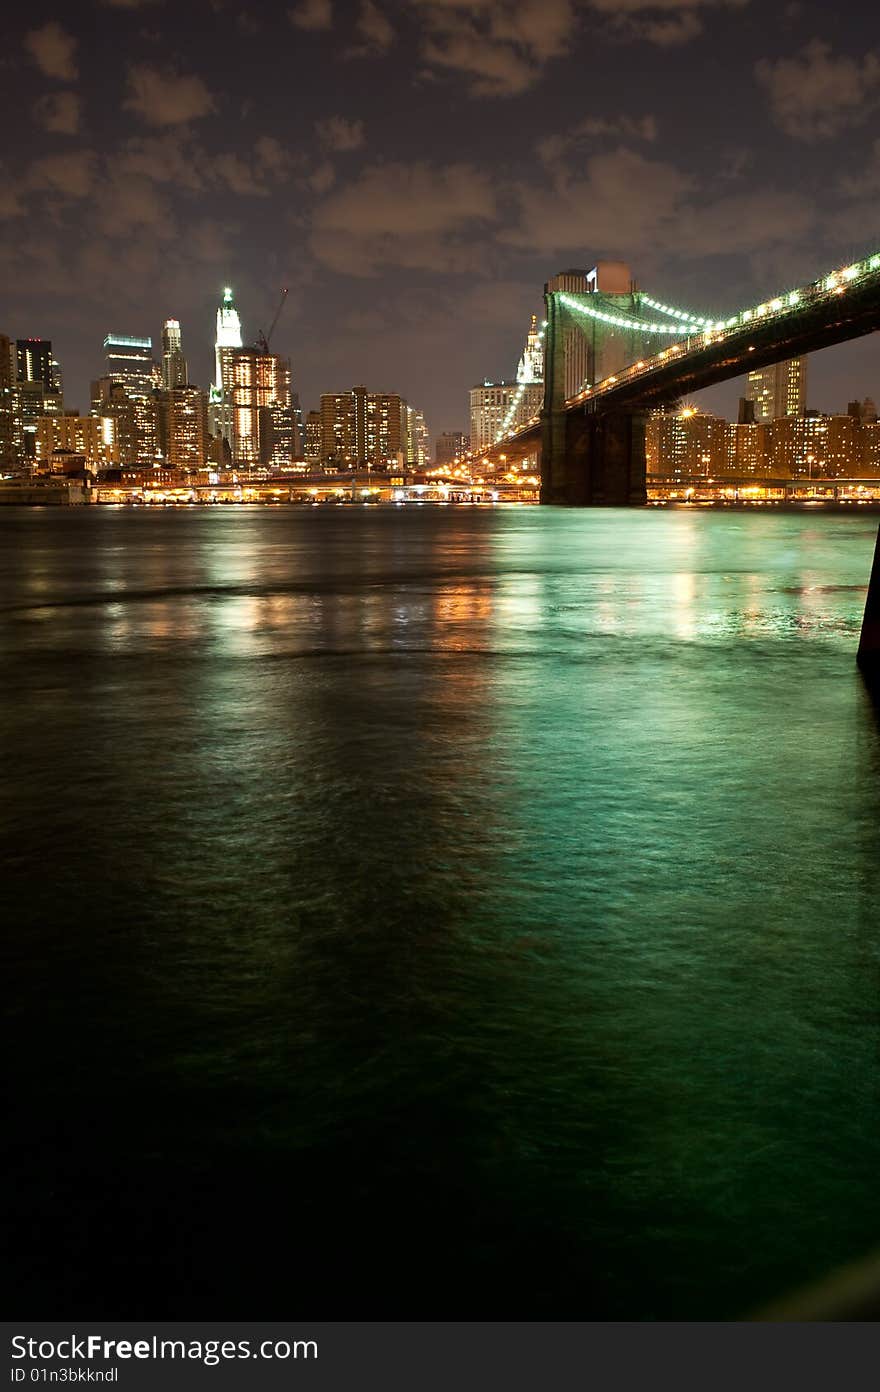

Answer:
[476,251,880,510]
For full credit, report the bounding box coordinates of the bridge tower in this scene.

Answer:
[541,263,667,505]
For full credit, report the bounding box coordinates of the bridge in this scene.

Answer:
[476,249,880,507]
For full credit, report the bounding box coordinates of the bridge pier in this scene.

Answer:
[540,407,648,506]
[857,523,880,687]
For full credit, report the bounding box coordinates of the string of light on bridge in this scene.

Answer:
[558,294,709,335]
[641,295,714,327]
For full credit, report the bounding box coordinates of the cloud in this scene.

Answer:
[96,173,176,236]
[586,0,748,46]
[255,136,294,179]
[24,22,78,81]
[28,151,96,199]
[33,91,81,135]
[309,162,336,193]
[0,166,24,220]
[350,1,395,54]
[289,0,332,29]
[124,64,217,126]
[755,41,880,139]
[505,143,815,278]
[315,116,365,151]
[538,113,657,166]
[310,160,497,273]
[410,0,576,96]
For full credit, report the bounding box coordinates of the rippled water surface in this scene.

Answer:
[4,505,880,1318]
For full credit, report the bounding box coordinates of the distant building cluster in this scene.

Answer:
[647,356,880,479]
[0,289,430,482]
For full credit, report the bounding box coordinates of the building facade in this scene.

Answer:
[435,431,469,467]
[746,358,808,423]
[161,320,188,391]
[319,387,406,468]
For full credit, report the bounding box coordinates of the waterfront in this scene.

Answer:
[4,505,880,1319]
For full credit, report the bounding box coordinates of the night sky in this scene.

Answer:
[2,0,878,436]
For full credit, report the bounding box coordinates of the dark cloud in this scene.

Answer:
[24,22,78,81]
[756,41,880,140]
[33,91,81,135]
[123,64,217,126]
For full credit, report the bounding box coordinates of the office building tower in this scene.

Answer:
[469,380,542,456]
[405,406,429,467]
[161,319,188,391]
[104,334,155,400]
[319,387,407,468]
[517,315,544,385]
[16,339,58,392]
[210,287,244,448]
[303,411,322,462]
[156,385,209,470]
[35,413,112,473]
[224,347,293,468]
[91,378,140,466]
[435,431,468,467]
[0,335,16,467]
[645,407,727,478]
[746,357,807,423]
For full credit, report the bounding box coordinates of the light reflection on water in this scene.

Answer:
[2,505,880,1319]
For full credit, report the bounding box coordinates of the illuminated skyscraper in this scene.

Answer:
[161,319,187,391]
[746,358,807,423]
[227,348,293,468]
[104,334,155,399]
[516,315,544,385]
[319,388,406,468]
[211,287,243,448]
[15,338,63,467]
[0,335,16,467]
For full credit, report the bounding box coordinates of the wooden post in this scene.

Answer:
[857,523,880,683]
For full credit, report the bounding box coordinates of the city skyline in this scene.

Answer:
[1,2,878,434]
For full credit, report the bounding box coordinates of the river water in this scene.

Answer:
[3,504,880,1318]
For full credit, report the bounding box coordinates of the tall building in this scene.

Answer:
[645,407,728,478]
[469,380,542,455]
[517,315,544,384]
[848,397,878,425]
[14,338,63,468]
[319,387,406,468]
[91,379,139,466]
[405,406,429,467]
[156,385,209,470]
[435,431,468,467]
[16,339,58,392]
[104,334,155,400]
[35,413,111,472]
[303,410,322,463]
[161,319,188,391]
[210,287,243,448]
[0,335,16,468]
[746,358,807,423]
[227,347,293,468]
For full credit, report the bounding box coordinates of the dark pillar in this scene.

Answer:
[857,523,880,685]
[541,407,648,506]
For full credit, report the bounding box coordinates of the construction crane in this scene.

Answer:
[257,287,289,354]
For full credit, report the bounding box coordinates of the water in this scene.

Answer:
[3,504,880,1319]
